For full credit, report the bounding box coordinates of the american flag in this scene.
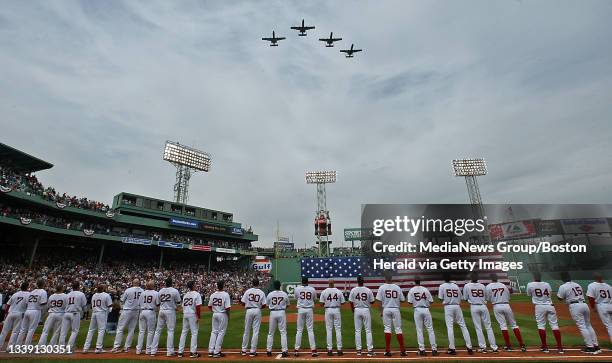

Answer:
[301,254,510,294]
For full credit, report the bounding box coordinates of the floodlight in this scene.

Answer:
[164,141,211,172]
[305,170,337,184]
[452,158,487,177]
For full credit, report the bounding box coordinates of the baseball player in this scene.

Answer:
[136,280,159,355]
[320,279,345,356]
[151,277,181,357]
[294,277,317,357]
[240,278,267,357]
[438,273,473,355]
[407,278,438,356]
[15,279,47,346]
[557,271,601,354]
[112,278,143,353]
[348,276,375,356]
[178,280,202,358]
[266,280,290,358]
[83,285,113,353]
[0,282,29,351]
[587,273,612,345]
[59,281,88,353]
[526,272,563,353]
[208,280,231,358]
[463,273,498,353]
[376,272,406,357]
[38,285,67,346]
[486,274,525,352]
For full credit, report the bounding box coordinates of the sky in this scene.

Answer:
[1,0,612,248]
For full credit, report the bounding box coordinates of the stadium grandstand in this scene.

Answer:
[0,143,269,302]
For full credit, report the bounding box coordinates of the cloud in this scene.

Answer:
[1,0,612,247]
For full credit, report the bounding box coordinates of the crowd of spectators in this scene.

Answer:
[0,203,252,251]
[0,252,271,309]
[0,166,110,212]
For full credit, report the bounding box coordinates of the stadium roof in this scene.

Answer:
[0,143,53,173]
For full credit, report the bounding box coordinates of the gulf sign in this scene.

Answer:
[251,257,272,273]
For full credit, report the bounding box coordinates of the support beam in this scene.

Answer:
[159,249,164,269]
[29,237,39,268]
[98,244,105,266]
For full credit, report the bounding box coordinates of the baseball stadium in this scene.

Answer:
[1,143,611,363]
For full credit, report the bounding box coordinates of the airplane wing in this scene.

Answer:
[290,26,302,30]
[331,38,342,42]
[340,50,350,53]
[318,38,328,41]
[304,26,315,30]
[262,38,274,41]
[353,49,363,52]
[276,37,286,41]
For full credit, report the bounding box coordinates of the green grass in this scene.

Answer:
[16,295,588,351]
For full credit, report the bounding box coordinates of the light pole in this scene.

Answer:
[163,141,211,204]
[452,157,487,222]
[305,170,336,257]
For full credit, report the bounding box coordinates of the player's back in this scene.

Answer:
[558,281,585,303]
[376,283,404,308]
[47,293,68,313]
[122,286,144,309]
[349,286,374,308]
[587,281,612,304]
[26,288,48,310]
[294,285,316,308]
[526,281,553,304]
[267,290,289,310]
[438,282,462,305]
[182,291,202,315]
[91,292,112,313]
[208,290,231,313]
[65,290,87,313]
[241,287,267,309]
[463,282,487,304]
[407,285,433,308]
[8,290,29,313]
[158,287,181,310]
[320,287,345,308]
[485,282,510,304]
[140,289,159,310]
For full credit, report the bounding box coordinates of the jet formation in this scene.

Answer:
[262,19,363,59]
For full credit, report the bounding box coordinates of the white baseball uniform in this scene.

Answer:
[241,287,267,353]
[136,289,159,354]
[486,282,518,332]
[178,290,202,354]
[464,282,497,350]
[38,292,67,346]
[526,281,559,329]
[16,288,47,345]
[83,292,113,351]
[113,286,143,350]
[587,281,612,342]
[407,285,437,351]
[266,290,289,353]
[438,282,472,350]
[558,281,598,348]
[208,290,231,355]
[376,283,405,334]
[294,285,316,351]
[59,290,87,351]
[320,287,345,351]
[349,286,375,351]
[0,290,29,350]
[151,286,181,355]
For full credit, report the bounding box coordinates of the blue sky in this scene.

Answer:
[1,0,612,247]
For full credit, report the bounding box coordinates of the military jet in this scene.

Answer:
[290,19,315,36]
[262,31,286,46]
[318,32,342,47]
[340,44,363,58]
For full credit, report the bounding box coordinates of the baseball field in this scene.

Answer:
[1,294,610,362]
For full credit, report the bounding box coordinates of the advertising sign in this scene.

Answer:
[252,258,272,273]
[561,218,611,234]
[169,218,200,229]
[489,220,537,240]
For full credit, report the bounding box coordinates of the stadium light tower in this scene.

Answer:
[163,141,211,204]
[452,157,487,221]
[306,170,336,257]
